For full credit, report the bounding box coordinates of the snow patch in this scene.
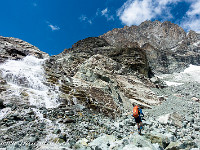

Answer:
[158,64,200,85]
[164,81,183,86]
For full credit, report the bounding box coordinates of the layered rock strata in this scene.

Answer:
[100,20,200,74]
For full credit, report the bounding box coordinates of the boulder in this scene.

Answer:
[74,138,89,150]
[165,141,198,150]
[145,132,175,149]
[165,141,183,150]
[88,134,116,149]
[157,112,183,127]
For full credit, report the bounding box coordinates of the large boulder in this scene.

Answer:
[157,112,183,127]
[165,141,198,150]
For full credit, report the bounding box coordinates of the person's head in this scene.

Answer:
[132,103,135,107]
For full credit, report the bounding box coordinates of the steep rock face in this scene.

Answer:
[100,21,186,50]
[44,52,161,117]
[100,20,200,74]
[74,54,161,109]
[64,37,151,77]
[0,36,49,63]
[42,37,162,116]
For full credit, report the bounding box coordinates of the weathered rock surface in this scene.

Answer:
[0,36,49,63]
[63,37,151,77]
[44,52,161,117]
[43,36,163,116]
[100,20,200,74]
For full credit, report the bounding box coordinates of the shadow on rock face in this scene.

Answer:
[0,99,5,109]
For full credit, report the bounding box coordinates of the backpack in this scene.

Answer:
[133,105,139,118]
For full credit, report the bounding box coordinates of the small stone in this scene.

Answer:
[69,139,76,148]
[193,124,200,131]
[54,138,65,143]
[29,137,38,143]
[95,146,102,150]
[117,135,123,139]
[65,110,74,116]
[59,134,67,142]
[63,118,75,123]
[182,121,188,128]
[54,129,61,134]
[122,139,129,146]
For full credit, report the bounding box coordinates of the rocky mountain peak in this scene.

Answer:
[71,37,110,51]
[100,20,186,50]
[100,20,200,74]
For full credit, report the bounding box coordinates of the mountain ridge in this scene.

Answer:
[100,20,200,74]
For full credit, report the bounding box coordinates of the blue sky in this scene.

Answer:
[0,0,199,55]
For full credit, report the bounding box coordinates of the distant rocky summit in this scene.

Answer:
[0,21,200,150]
[100,20,200,74]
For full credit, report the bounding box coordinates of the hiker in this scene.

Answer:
[132,104,144,134]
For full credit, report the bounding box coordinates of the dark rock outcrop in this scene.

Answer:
[0,98,5,109]
[0,36,49,63]
[63,37,151,77]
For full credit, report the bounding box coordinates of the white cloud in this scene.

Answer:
[117,0,200,33]
[181,0,200,33]
[101,8,114,21]
[88,20,92,24]
[117,0,181,26]
[48,24,60,31]
[79,15,92,24]
[117,0,154,26]
[186,0,200,16]
[101,8,108,16]
[182,18,200,33]
[79,15,87,21]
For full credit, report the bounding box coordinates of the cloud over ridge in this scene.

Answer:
[117,0,182,26]
[182,0,200,33]
[117,0,200,32]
